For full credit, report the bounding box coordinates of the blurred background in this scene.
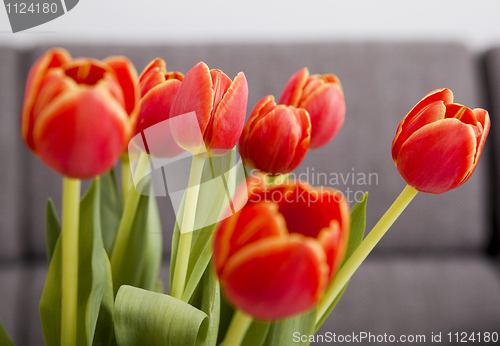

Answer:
[2,1,500,345]
[0,0,499,50]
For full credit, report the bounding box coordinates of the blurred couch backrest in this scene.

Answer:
[0,42,497,262]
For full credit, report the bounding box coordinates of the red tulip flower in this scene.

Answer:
[134,58,185,158]
[170,62,248,156]
[278,68,345,149]
[392,88,490,194]
[239,95,311,175]
[21,48,139,179]
[213,175,350,320]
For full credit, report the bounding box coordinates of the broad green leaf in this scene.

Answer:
[112,194,150,296]
[263,310,316,346]
[138,195,163,292]
[315,192,368,331]
[114,286,208,346]
[0,315,14,346]
[92,251,115,346]
[192,267,220,346]
[100,169,122,255]
[241,321,270,346]
[45,198,61,265]
[40,178,113,346]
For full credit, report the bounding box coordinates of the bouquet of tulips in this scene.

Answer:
[0,48,490,346]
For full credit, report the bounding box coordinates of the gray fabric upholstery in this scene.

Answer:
[0,47,23,260]
[0,266,22,345]
[25,43,487,258]
[484,47,500,254]
[318,256,500,345]
[0,42,498,345]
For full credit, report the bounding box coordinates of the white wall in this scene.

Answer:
[1,0,500,50]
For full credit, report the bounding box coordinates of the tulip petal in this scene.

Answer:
[239,95,276,159]
[213,201,287,277]
[170,62,213,142]
[397,118,476,194]
[278,68,309,108]
[33,87,129,179]
[103,56,140,118]
[209,72,248,155]
[139,68,166,98]
[278,184,350,239]
[31,70,76,136]
[22,48,72,151]
[135,79,184,158]
[139,58,167,81]
[318,220,343,279]
[392,101,446,162]
[287,108,311,171]
[244,106,301,174]
[221,235,328,320]
[299,82,345,149]
[393,88,453,154]
[460,108,490,183]
[445,103,477,126]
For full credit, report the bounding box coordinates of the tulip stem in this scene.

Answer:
[110,152,150,295]
[316,184,418,324]
[171,154,205,300]
[120,155,132,205]
[222,310,253,346]
[61,177,81,346]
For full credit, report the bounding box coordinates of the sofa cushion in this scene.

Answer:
[0,47,23,260]
[484,47,500,255]
[23,43,487,258]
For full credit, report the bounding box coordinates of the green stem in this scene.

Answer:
[110,152,150,293]
[121,155,132,205]
[171,154,205,299]
[316,184,418,323]
[222,310,253,346]
[61,178,81,346]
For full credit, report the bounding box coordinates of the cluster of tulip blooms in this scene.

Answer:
[0,47,489,346]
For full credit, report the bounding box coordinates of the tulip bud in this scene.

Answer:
[134,58,185,158]
[239,95,311,175]
[170,62,248,156]
[21,48,140,179]
[278,68,345,149]
[392,88,490,194]
[213,175,350,320]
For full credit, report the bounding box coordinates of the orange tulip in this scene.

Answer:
[170,62,248,156]
[392,88,490,194]
[239,95,311,175]
[21,48,139,179]
[278,68,345,149]
[134,58,184,158]
[213,175,350,320]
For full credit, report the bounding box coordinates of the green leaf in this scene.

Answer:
[45,198,61,265]
[114,286,208,346]
[194,267,220,346]
[314,192,368,331]
[0,314,14,346]
[241,321,270,346]
[100,169,122,255]
[263,310,316,346]
[92,251,115,346]
[112,193,150,296]
[138,195,163,292]
[40,178,113,346]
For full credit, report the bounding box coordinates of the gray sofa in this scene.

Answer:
[1,42,499,345]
